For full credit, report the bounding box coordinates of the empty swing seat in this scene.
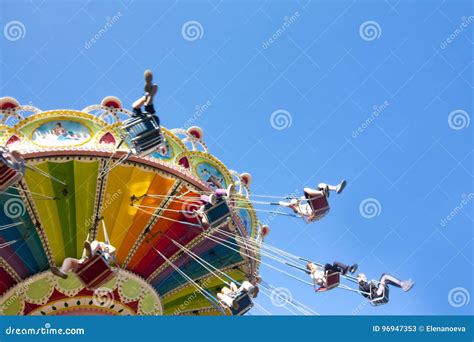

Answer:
[315,271,340,292]
[369,284,389,306]
[229,291,254,316]
[121,114,164,156]
[0,154,25,192]
[202,196,231,229]
[75,254,115,290]
[305,191,330,219]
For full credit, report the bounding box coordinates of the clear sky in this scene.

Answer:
[1,0,472,315]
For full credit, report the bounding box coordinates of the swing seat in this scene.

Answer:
[305,191,329,219]
[369,285,389,306]
[315,271,340,292]
[75,254,115,290]
[202,196,231,229]
[229,291,253,316]
[121,114,164,156]
[0,154,25,192]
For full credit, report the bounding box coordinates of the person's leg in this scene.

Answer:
[51,258,73,279]
[332,261,350,275]
[230,282,238,292]
[240,281,254,293]
[376,273,415,295]
[376,283,387,296]
[132,96,146,109]
[89,241,101,256]
[60,258,81,273]
[322,180,347,194]
[144,104,156,114]
[379,273,403,288]
[324,263,338,273]
[200,194,215,205]
[379,273,414,292]
[304,188,324,198]
[221,287,232,295]
[214,188,228,197]
[200,194,211,203]
[217,293,234,308]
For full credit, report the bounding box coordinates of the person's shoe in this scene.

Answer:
[226,184,235,197]
[350,264,358,274]
[51,267,68,279]
[402,280,414,292]
[336,180,347,194]
[208,194,216,205]
[84,241,92,258]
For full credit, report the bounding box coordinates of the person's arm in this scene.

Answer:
[230,282,238,292]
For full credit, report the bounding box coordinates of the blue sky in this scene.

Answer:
[1,0,472,315]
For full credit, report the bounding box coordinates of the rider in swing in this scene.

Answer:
[307,261,358,289]
[132,70,158,117]
[279,180,347,222]
[357,273,414,303]
[194,184,235,225]
[217,276,262,310]
[131,70,168,156]
[51,240,116,279]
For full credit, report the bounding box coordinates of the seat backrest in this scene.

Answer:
[315,272,340,292]
[0,160,23,191]
[203,197,231,229]
[122,115,160,138]
[307,193,329,212]
[369,284,389,306]
[122,116,164,156]
[229,291,253,316]
[75,255,115,290]
[325,272,340,289]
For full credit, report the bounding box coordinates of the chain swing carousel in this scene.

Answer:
[0,96,266,316]
[0,94,412,316]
